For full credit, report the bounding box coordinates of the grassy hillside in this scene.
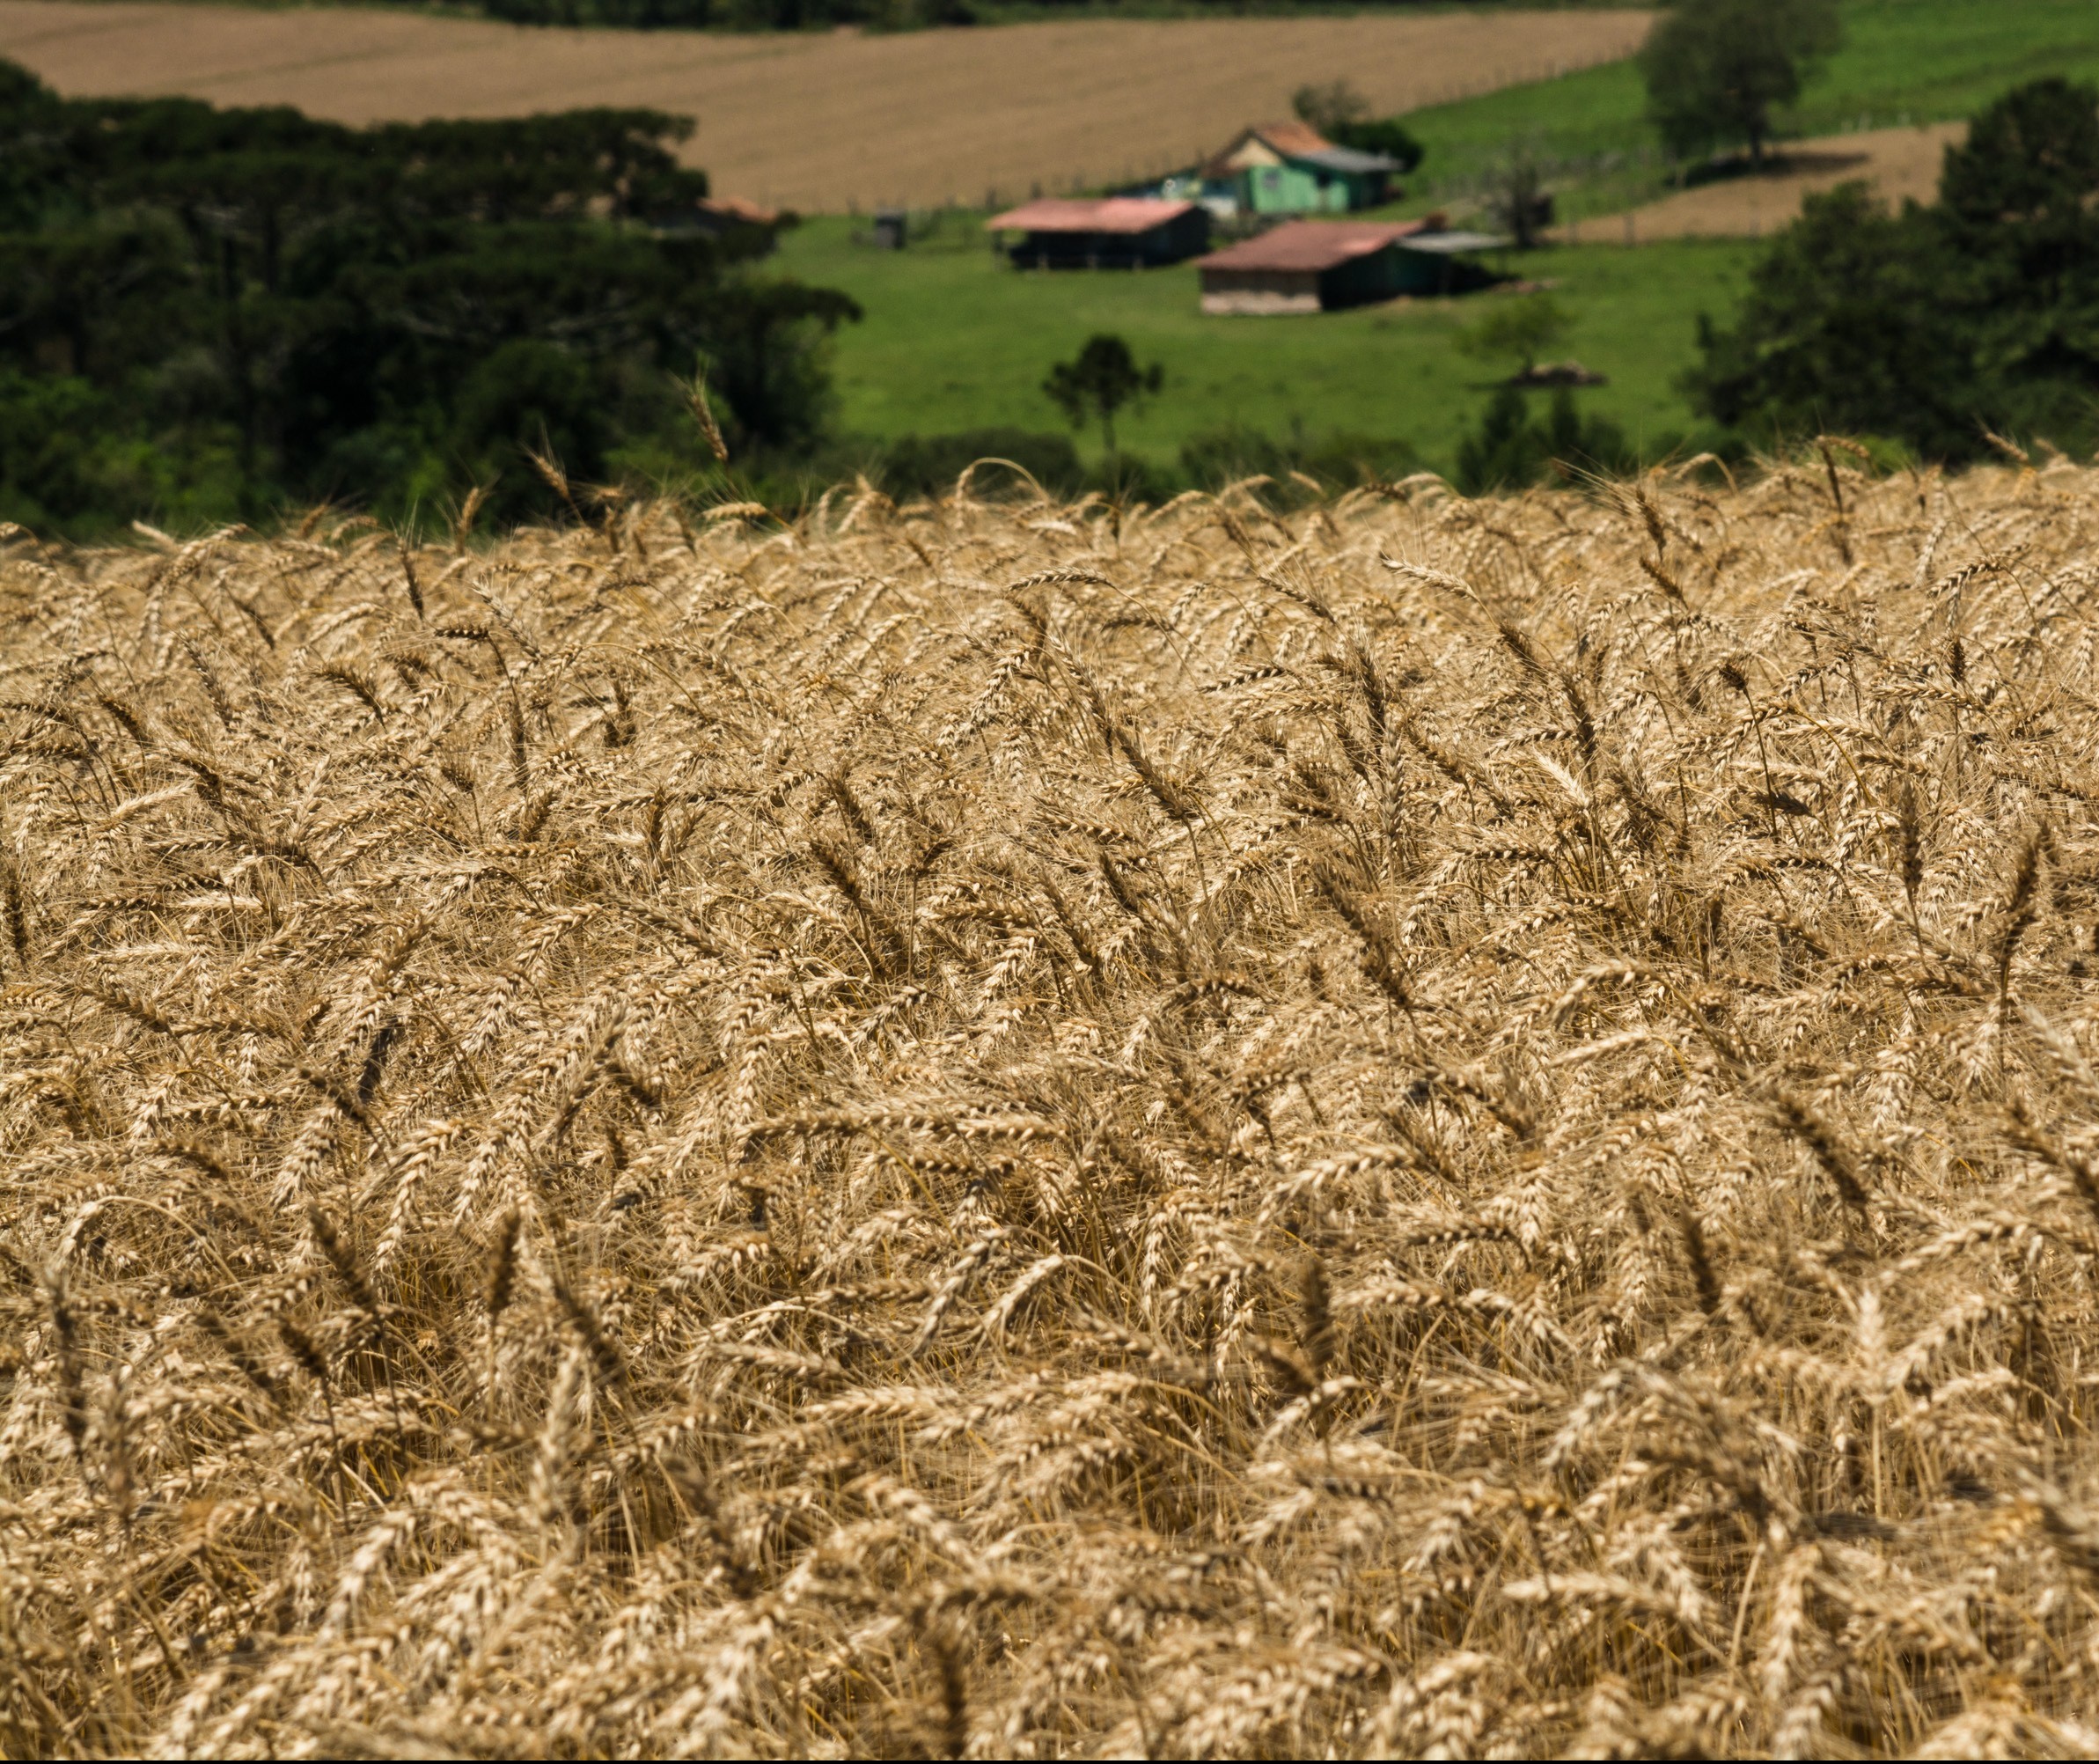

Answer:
[775,215,1754,467]
[770,0,2099,475]
[1399,0,2099,219]
[12,466,2099,1756]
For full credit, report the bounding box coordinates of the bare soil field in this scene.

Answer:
[1561,121,1965,242]
[9,459,2099,1755]
[0,1,1648,209]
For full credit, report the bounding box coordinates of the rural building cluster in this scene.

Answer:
[981,115,1505,314]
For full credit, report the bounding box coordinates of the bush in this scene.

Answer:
[1331,118,1425,175]
[1086,450,1179,507]
[1455,386,1633,494]
[1291,80,1426,173]
[1180,424,1420,494]
[1687,78,2099,461]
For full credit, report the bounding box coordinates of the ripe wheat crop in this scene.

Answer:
[6,456,2099,1756]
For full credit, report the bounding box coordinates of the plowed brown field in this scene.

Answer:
[0,0,1648,209]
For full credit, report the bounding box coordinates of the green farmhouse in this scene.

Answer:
[1201,121,1403,217]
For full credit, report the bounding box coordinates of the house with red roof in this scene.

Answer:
[986,197,1211,270]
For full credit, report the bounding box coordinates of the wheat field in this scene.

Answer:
[6,456,2099,1757]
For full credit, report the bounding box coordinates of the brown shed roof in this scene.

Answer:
[1196,218,1429,274]
[987,197,1200,235]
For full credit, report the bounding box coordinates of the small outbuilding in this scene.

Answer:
[987,197,1211,269]
[1196,219,1506,313]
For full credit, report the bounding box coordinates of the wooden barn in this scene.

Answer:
[987,197,1211,269]
[1196,218,1505,313]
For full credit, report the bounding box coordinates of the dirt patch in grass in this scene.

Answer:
[1560,121,1964,242]
[0,0,1650,209]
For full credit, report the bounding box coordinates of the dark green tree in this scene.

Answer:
[1683,185,1978,456]
[0,62,860,534]
[1290,78,1423,172]
[1043,334,1163,456]
[1640,0,1843,167]
[1937,77,2099,389]
[701,281,863,453]
[1457,294,1570,377]
[1685,80,2099,459]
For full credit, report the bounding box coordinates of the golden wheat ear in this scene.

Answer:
[8,458,2099,1757]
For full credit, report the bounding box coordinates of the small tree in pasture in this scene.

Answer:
[1640,0,1842,169]
[1043,334,1163,456]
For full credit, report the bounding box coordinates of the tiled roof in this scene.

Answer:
[1395,230,1513,254]
[1249,120,1332,158]
[1203,120,1333,177]
[1196,219,1429,274]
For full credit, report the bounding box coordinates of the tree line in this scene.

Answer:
[0,62,859,536]
[1691,76,2099,462]
[1448,75,2099,489]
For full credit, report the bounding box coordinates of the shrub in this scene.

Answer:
[1455,385,1632,493]
[1180,423,1420,493]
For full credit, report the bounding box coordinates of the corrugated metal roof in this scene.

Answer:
[1397,230,1512,254]
[1295,145,1404,176]
[986,197,1200,235]
[1196,219,1428,273]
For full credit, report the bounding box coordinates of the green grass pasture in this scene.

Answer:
[774,215,1757,468]
[771,0,2099,475]
[1395,0,2099,219]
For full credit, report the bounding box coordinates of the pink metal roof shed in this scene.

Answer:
[987,197,1202,235]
